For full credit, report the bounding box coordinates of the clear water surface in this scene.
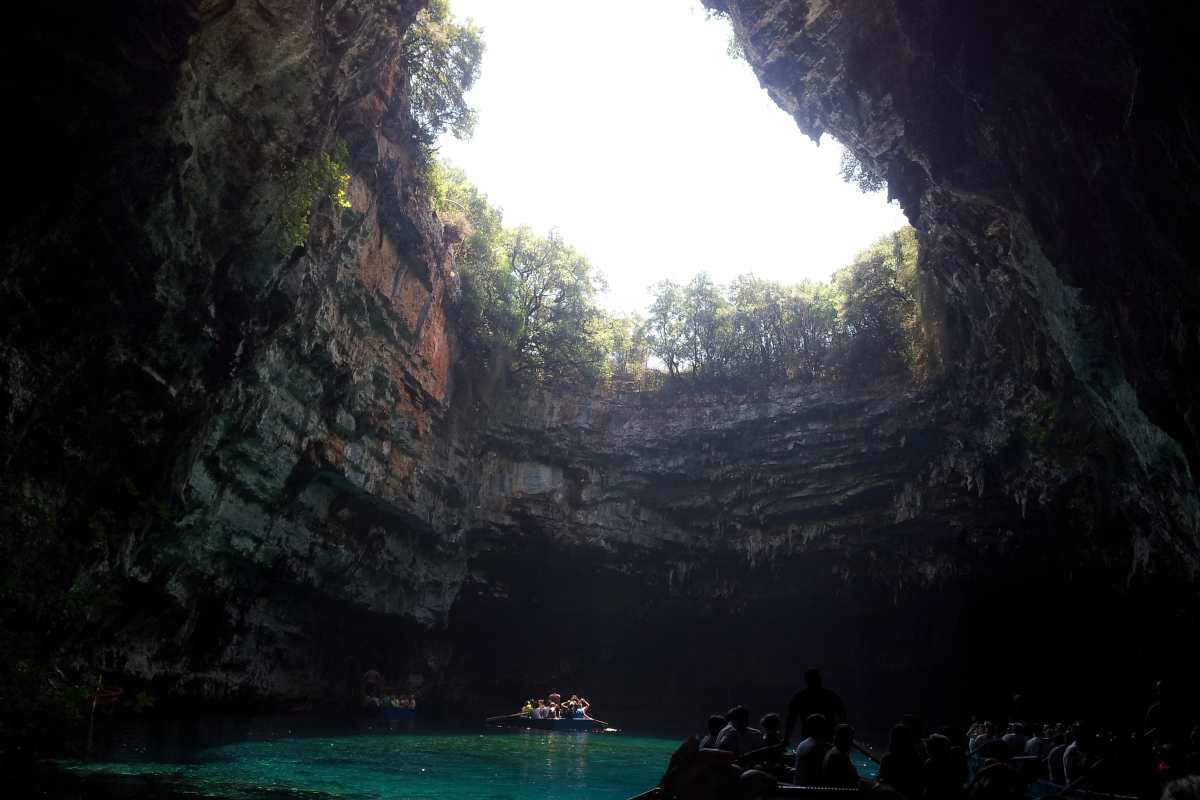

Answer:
[59,722,878,800]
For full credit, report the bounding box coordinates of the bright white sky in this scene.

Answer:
[436,0,908,315]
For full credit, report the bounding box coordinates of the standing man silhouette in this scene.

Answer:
[784,669,847,746]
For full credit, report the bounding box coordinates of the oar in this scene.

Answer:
[589,717,617,728]
[485,712,530,722]
[737,742,787,767]
[853,740,881,764]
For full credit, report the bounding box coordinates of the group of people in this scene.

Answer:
[363,691,417,710]
[360,669,417,712]
[693,669,860,789]
[520,691,592,720]
[665,670,1200,800]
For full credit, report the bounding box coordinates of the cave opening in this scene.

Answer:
[1,0,1198,788]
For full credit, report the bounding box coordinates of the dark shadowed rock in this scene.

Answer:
[1,0,1197,736]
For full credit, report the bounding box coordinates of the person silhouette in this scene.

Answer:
[784,669,847,745]
[699,714,726,749]
[716,706,751,755]
[793,713,833,785]
[823,723,861,788]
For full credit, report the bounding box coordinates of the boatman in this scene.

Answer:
[784,670,846,745]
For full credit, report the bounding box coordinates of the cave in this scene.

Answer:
[2,0,1199,770]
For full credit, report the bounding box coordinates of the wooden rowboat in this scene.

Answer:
[486,713,609,732]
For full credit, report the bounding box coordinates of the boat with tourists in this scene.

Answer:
[365,690,417,719]
[361,671,418,720]
[622,729,1147,800]
[488,713,607,732]
[487,692,617,732]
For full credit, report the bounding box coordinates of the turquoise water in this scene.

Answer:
[63,729,679,800]
[60,727,879,800]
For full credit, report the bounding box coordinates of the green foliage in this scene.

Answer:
[128,691,156,713]
[646,280,687,377]
[435,163,611,384]
[278,142,353,251]
[405,0,485,145]
[642,228,932,385]
[834,226,933,378]
[504,227,609,380]
[838,146,887,194]
[599,313,649,380]
[434,160,931,389]
[645,273,841,383]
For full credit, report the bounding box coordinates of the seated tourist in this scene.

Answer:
[716,706,751,755]
[1046,735,1068,784]
[924,733,966,800]
[659,736,741,800]
[1146,680,1190,747]
[969,722,994,753]
[822,723,860,788]
[879,722,925,800]
[1024,725,1053,764]
[699,714,725,749]
[1062,724,1092,784]
[760,713,782,747]
[904,715,929,761]
[738,717,764,754]
[972,722,1008,766]
[1001,723,1027,757]
[794,713,833,785]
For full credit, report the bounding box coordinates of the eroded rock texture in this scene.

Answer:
[711,0,1200,566]
[2,0,1198,732]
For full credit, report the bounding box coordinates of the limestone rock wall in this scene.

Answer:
[2,0,468,701]
[2,0,1198,729]
[712,0,1200,571]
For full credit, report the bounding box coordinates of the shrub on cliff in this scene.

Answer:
[838,146,887,194]
[435,163,613,385]
[276,143,352,251]
[640,228,934,386]
[835,226,936,380]
[404,0,484,145]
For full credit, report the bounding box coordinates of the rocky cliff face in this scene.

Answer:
[2,0,1198,732]
[3,0,465,703]
[709,0,1200,570]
